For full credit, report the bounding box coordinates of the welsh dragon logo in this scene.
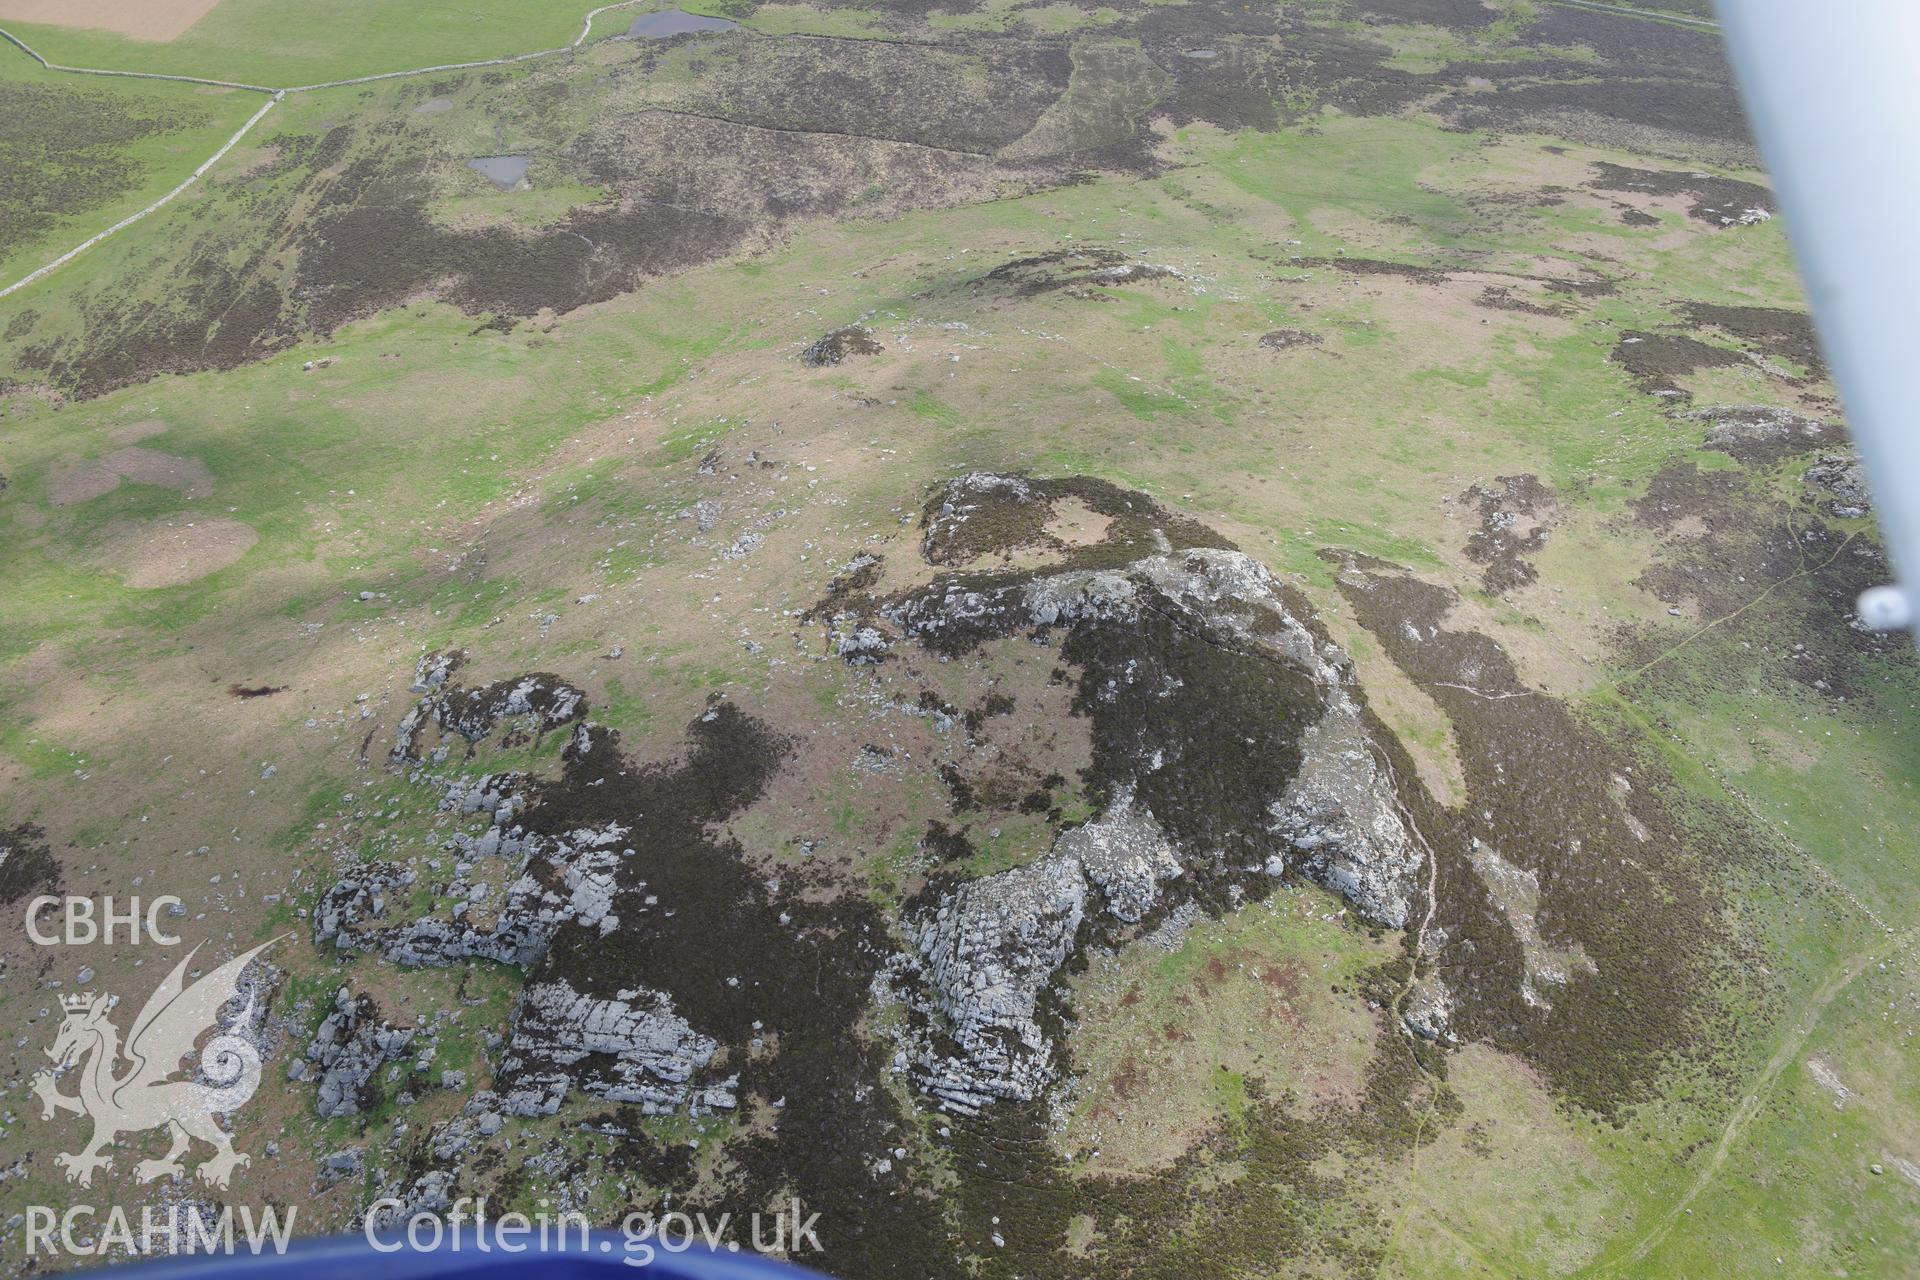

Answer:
[32,939,280,1189]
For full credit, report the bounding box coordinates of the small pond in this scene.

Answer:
[628,9,738,38]
[468,155,530,189]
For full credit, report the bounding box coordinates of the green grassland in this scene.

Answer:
[0,2,1914,1275]
[0,52,263,286]
[2,0,605,86]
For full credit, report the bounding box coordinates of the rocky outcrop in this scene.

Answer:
[293,988,416,1118]
[495,976,726,1118]
[1269,709,1422,930]
[1804,452,1872,518]
[391,662,585,765]
[1692,404,1846,464]
[899,854,1087,1115]
[1054,792,1183,924]
[886,532,1425,929]
[867,478,1434,1114]
[314,767,626,969]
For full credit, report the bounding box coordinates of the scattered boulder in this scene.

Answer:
[802,325,884,367]
[1691,404,1845,463]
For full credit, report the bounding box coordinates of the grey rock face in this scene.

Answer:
[305,988,415,1118]
[411,650,464,695]
[835,621,891,665]
[320,1148,364,1181]
[314,772,626,969]
[1402,972,1457,1044]
[391,670,585,765]
[1268,710,1422,930]
[893,539,1424,928]
[496,976,722,1117]
[1054,792,1182,924]
[1804,452,1872,517]
[902,854,1087,1115]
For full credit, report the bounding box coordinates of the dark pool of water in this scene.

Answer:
[468,155,530,189]
[627,9,738,38]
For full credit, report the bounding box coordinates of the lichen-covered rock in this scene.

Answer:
[1268,709,1422,929]
[1054,791,1182,923]
[1804,452,1872,518]
[391,670,585,764]
[1402,972,1457,1044]
[303,988,415,1118]
[903,854,1087,1114]
[314,770,627,968]
[496,976,720,1117]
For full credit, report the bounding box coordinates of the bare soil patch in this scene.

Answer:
[0,0,224,44]
[99,515,255,587]
[106,418,168,446]
[48,446,213,505]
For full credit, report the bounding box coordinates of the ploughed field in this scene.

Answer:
[0,1,1916,1277]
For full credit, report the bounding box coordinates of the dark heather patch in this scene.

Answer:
[506,703,959,1279]
[1355,0,1496,27]
[1586,162,1774,227]
[973,248,1175,299]
[1524,4,1729,73]
[298,199,744,339]
[1133,1,1427,128]
[7,57,1059,399]
[647,34,1072,154]
[574,1110,700,1196]
[1287,256,1449,285]
[1611,329,1745,398]
[1459,473,1554,593]
[228,683,289,699]
[1624,461,1908,700]
[1444,78,1750,146]
[433,674,586,743]
[1689,405,1848,465]
[822,552,883,603]
[1061,593,1320,911]
[921,819,975,864]
[1677,302,1826,380]
[1259,328,1321,351]
[1474,285,1566,317]
[801,325,884,367]
[0,84,183,262]
[1326,553,1735,1115]
[917,472,1229,572]
[0,824,58,905]
[1620,206,1661,227]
